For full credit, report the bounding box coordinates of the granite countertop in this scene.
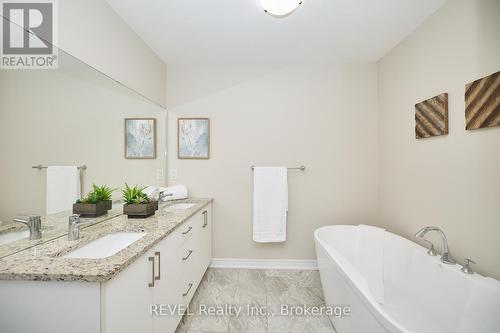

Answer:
[0,204,124,259]
[0,198,212,283]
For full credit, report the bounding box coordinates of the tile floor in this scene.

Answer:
[175,268,336,333]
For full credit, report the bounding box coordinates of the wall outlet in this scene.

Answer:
[156,168,165,181]
[168,169,178,181]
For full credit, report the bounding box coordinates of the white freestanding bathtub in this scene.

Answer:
[314,225,500,333]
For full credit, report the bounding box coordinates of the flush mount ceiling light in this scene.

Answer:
[259,0,303,17]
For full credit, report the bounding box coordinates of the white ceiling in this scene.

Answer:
[106,0,448,65]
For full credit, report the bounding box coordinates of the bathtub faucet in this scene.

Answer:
[415,226,456,265]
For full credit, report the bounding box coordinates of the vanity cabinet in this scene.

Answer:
[102,203,212,333]
[0,202,212,333]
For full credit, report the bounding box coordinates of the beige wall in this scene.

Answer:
[57,0,166,107]
[0,55,166,223]
[378,0,500,279]
[167,64,379,260]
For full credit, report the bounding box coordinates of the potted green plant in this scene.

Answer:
[92,184,115,210]
[73,184,116,217]
[122,183,158,218]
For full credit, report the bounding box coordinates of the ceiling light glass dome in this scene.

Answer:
[259,0,303,17]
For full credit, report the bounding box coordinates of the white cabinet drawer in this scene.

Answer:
[167,216,197,249]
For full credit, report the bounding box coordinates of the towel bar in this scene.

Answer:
[251,165,305,171]
[32,164,87,171]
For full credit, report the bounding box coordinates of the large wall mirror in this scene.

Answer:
[0,16,167,257]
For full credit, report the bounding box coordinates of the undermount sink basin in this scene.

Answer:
[0,230,31,246]
[62,232,146,259]
[164,203,196,211]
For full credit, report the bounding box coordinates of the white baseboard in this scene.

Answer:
[210,258,318,270]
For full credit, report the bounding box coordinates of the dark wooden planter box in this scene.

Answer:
[73,201,110,217]
[104,200,113,210]
[123,201,158,219]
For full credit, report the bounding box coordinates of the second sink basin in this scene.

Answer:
[164,203,196,211]
[62,232,146,259]
[0,230,31,246]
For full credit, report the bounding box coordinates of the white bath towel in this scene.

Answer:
[355,224,385,304]
[158,185,188,201]
[46,166,80,215]
[253,167,288,243]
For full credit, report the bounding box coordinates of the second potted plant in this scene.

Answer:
[73,184,116,217]
[122,183,158,218]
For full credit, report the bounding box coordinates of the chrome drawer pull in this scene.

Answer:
[155,252,161,281]
[182,283,193,297]
[182,250,193,261]
[148,256,155,287]
[182,226,193,235]
[202,210,208,228]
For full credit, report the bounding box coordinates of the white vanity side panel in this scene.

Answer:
[0,280,100,333]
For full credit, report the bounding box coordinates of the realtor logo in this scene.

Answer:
[1,0,58,69]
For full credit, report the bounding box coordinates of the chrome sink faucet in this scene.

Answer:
[415,226,456,264]
[13,215,42,240]
[68,215,94,241]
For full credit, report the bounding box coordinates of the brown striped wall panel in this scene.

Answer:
[465,71,500,130]
[415,93,449,139]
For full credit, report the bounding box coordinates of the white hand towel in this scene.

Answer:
[355,224,385,304]
[253,167,288,243]
[158,185,188,201]
[46,166,80,215]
